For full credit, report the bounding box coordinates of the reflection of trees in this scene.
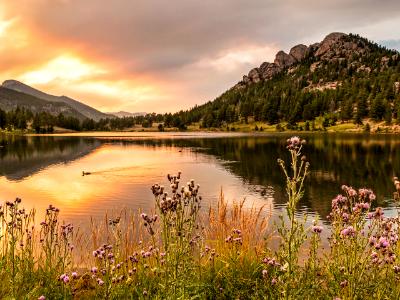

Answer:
[1,133,399,221]
[106,134,400,220]
[0,135,101,181]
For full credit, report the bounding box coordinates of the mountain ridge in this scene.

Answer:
[0,86,88,120]
[1,80,109,121]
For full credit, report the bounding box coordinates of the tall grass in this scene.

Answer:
[0,136,400,299]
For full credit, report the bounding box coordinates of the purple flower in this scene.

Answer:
[341,226,355,237]
[97,279,104,286]
[91,267,98,273]
[311,225,323,234]
[362,202,370,210]
[286,136,303,150]
[348,188,357,197]
[378,237,390,248]
[38,296,46,300]
[63,275,70,284]
[71,272,78,278]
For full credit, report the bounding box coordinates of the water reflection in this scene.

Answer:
[0,133,399,227]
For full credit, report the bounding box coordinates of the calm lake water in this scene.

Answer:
[1,132,399,228]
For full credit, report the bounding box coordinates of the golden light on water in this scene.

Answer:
[0,141,273,224]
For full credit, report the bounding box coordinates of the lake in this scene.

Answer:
[1,132,399,229]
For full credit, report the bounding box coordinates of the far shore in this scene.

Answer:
[2,118,400,136]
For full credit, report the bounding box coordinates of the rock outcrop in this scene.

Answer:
[234,32,373,89]
[289,44,308,62]
[274,50,297,68]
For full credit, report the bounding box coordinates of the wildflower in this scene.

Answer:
[38,296,45,300]
[97,279,104,286]
[362,202,370,210]
[271,278,277,285]
[311,225,323,234]
[286,136,302,150]
[63,275,70,284]
[91,267,98,273]
[342,212,349,222]
[225,235,233,243]
[340,226,355,237]
[143,290,148,296]
[378,237,390,248]
[262,269,268,278]
[71,272,78,279]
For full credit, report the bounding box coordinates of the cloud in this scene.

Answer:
[1,0,400,112]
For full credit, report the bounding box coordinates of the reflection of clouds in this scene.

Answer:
[0,142,273,229]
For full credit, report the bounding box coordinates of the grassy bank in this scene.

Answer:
[1,137,400,299]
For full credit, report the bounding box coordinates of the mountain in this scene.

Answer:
[1,80,109,121]
[107,111,147,118]
[177,32,400,128]
[0,86,87,120]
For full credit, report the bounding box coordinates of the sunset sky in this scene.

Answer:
[1,0,400,113]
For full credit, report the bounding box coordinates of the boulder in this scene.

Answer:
[259,63,281,79]
[289,44,308,62]
[274,51,296,68]
[248,68,261,83]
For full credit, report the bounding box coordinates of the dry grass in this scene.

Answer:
[205,190,271,254]
[71,191,272,268]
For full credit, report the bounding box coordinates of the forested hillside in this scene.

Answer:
[181,33,400,128]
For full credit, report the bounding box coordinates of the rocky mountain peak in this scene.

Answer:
[234,32,373,89]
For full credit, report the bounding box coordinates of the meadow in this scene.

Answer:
[1,136,400,299]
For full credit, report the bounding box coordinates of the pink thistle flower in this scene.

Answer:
[71,272,78,278]
[348,188,357,197]
[311,225,323,234]
[91,267,98,273]
[38,296,45,300]
[379,237,390,248]
[63,275,70,284]
[341,226,355,237]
